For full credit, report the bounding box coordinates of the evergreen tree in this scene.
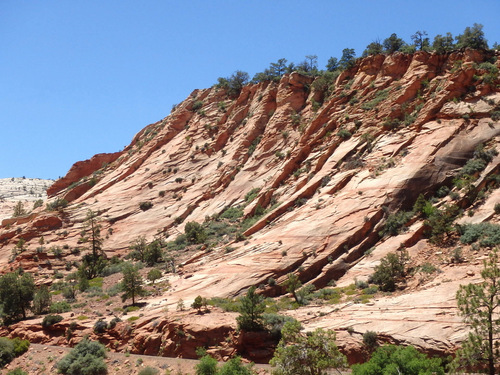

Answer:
[185,221,207,244]
[383,33,406,53]
[326,57,339,72]
[283,273,302,304]
[362,40,384,57]
[120,263,145,306]
[456,23,489,50]
[411,30,430,51]
[80,210,106,279]
[129,236,148,262]
[147,268,162,285]
[12,202,26,218]
[452,248,500,375]
[32,285,51,315]
[192,295,203,313]
[0,271,35,322]
[269,58,289,77]
[339,48,356,70]
[236,286,265,331]
[144,240,163,266]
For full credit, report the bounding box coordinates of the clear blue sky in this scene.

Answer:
[1,1,499,179]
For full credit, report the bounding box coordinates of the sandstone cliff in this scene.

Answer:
[0,49,499,362]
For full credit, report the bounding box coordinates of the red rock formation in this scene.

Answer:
[1,49,499,361]
[47,152,122,197]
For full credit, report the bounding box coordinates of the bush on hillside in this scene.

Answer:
[369,249,410,292]
[57,338,107,375]
[352,345,444,375]
[42,314,63,328]
[0,337,30,368]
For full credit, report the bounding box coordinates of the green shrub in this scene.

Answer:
[363,331,378,349]
[185,221,207,244]
[312,288,341,302]
[263,313,297,339]
[57,338,106,375]
[93,319,108,334]
[337,129,352,140]
[0,337,30,368]
[219,206,244,221]
[195,355,217,375]
[138,367,159,375]
[352,345,444,375]
[50,301,72,313]
[208,297,240,312]
[363,285,379,295]
[369,250,410,292]
[192,100,203,112]
[245,188,261,203]
[379,210,413,237]
[450,247,464,263]
[459,222,500,247]
[355,279,369,289]
[460,158,487,176]
[218,356,255,375]
[495,203,500,214]
[0,338,16,368]
[7,368,28,375]
[381,118,401,130]
[248,136,262,156]
[42,314,63,328]
[46,198,68,211]
[436,186,450,198]
[361,89,389,111]
[139,201,153,211]
[417,262,439,274]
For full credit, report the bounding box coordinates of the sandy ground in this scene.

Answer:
[3,343,272,375]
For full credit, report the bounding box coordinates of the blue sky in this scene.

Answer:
[1,1,499,179]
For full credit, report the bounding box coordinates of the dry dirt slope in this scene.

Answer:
[0,49,499,362]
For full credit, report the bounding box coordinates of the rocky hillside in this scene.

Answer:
[0,49,499,363]
[0,178,54,221]
[0,177,52,201]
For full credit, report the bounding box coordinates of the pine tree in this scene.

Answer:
[12,201,26,217]
[120,263,145,306]
[283,273,302,304]
[453,248,500,375]
[236,286,265,331]
[32,285,52,315]
[80,210,106,279]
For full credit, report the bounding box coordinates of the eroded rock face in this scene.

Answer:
[46,152,122,197]
[1,49,499,360]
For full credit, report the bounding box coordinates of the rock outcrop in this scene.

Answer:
[1,49,499,361]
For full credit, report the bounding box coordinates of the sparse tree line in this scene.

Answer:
[215,24,497,98]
